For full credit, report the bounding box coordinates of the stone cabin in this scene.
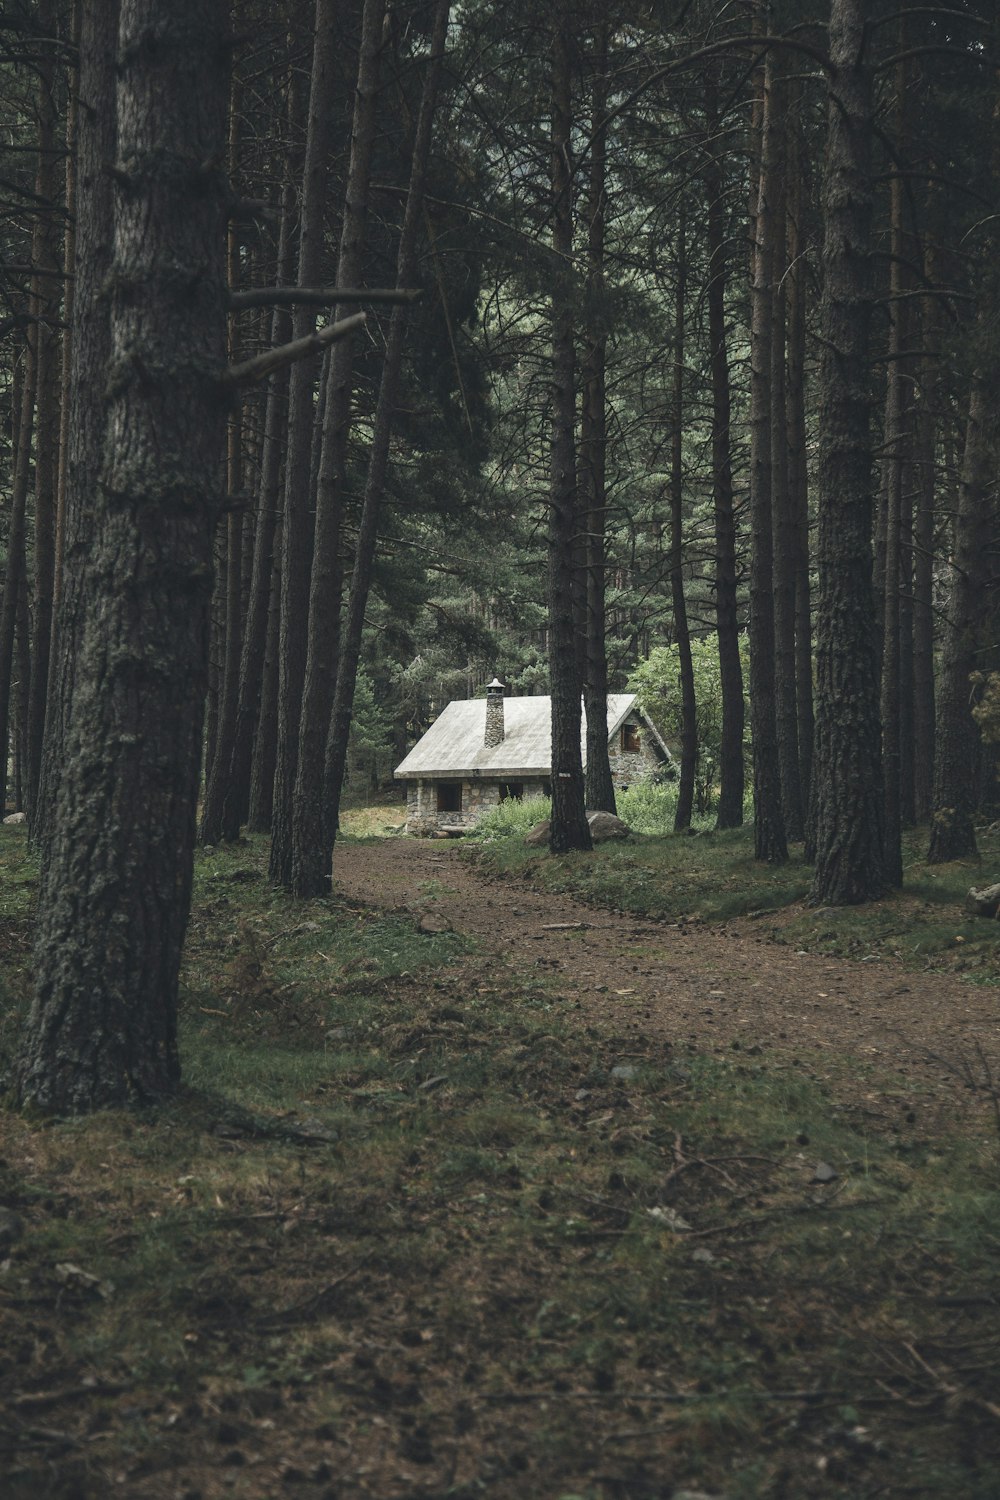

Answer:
[394,680,674,835]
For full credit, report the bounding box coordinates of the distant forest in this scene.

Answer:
[1,0,998,1110]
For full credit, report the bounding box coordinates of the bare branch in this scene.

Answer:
[227,285,423,310]
[223,312,368,387]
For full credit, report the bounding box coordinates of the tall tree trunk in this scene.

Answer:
[912,288,937,822]
[201,80,246,844]
[810,0,885,905]
[248,531,282,832]
[15,0,229,1113]
[290,0,385,895]
[879,48,912,887]
[220,63,304,841]
[0,339,36,816]
[269,0,339,888]
[704,70,744,830]
[768,66,803,842]
[24,0,61,826]
[547,0,591,855]
[33,0,119,858]
[670,202,696,833]
[321,0,453,876]
[749,49,787,863]
[582,25,615,815]
[786,100,813,815]
[927,376,996,862]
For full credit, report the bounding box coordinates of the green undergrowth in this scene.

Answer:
[0,827,999,1496]
[470,820,1000,980]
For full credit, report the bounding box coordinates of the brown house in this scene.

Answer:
[394,681,673,834]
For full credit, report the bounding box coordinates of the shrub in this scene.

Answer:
[473,793,551,841]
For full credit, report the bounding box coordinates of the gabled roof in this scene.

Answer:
[394,693,671,780]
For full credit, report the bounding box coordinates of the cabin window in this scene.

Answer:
[499,782,524,802]
[436,782,462,813]
[621,723,641,754]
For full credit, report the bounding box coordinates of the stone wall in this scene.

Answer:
[403,778,549,834]
[607,737,663,788]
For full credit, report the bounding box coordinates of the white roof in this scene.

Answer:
[394,693,666,780]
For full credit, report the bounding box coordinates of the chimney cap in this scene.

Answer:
[486,677,505,691]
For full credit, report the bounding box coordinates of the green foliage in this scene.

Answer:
[627,635,750,814]
[472,792,550,841]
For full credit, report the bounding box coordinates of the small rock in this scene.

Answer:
[524,819,550,847]
[416,912,452,935]
[966,882,1000,918]
[690,1248,717,1265]
[586,810,631,841]
[812,1162,839,1184]
[610,1063,639,1082]
[2,812,26,826]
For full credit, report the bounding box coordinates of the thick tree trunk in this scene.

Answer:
[547,0,591,855]
[927,377,996,862]
[290,0,385,895]
[810,0,885,905]
[704,72,744,830]
[749,50,787,864]
[269,0,339,889]
[15,0,228,1113]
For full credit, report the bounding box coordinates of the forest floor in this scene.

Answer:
[331,833,1000,1139]
[1,822,1000,1500]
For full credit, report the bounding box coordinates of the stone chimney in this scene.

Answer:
[484,677,506,747]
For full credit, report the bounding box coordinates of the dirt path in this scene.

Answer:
[332,837,1000,1132]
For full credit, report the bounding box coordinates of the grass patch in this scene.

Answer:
[1,827,999,1497]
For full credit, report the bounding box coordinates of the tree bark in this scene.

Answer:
[15,0,229,1113]
[582,24,615,816]
[220,61,304,841]
[810,0,886,905]
[704,69,744,831]
[25,0,61,825]
[768,65,803,842]
[33,0,119,857]
[927,376,996,862]
[0,338,35,816]
[321,0,453,875]
[268,0,339,889]
[670,202,696,833]
[786,99,813,817]
[547,0,591,855]
[290,0,386,895]
[749,49,787,864]
[201,79,246,844]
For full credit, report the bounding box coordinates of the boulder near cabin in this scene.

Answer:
[394,679,674,835]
